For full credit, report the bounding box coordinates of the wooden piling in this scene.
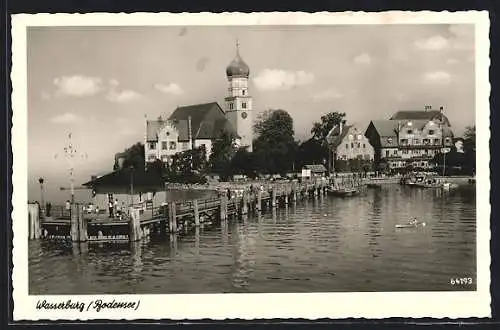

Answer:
[257,190,262,212]
[193,200,200,226]
[242,191,249,215]
[129,207,142,242]
[70,204,79,242]
[168,201,177,232]
[28,203,41,240]
[219,195,228,221]
[78,205,88,242]
[70,204,87,243]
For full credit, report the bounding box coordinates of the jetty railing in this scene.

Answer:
[30,180,331,243]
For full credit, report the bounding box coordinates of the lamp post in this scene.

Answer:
[38,177,45,212]
[129,165,135,207]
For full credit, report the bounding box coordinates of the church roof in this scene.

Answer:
[144,102,239,142]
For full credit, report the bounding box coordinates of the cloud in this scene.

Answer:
[414,35,450,51]
[253,69,314,91]
[106,89,142,103]
[423,71,452,85]
[312,88,344,102]
[50,113,83,124]
[40,91,51,100]
[446,58,460,65]
[154,83,184,95]
[53,75,103,97]
[114,117,137,136]
[353,53,371,65]
[109,79,120,88]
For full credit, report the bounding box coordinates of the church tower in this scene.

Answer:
[225,40,253,152]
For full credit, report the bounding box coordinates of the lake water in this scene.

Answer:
[29,184,476,294]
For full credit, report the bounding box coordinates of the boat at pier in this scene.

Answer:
[327,186,359,197]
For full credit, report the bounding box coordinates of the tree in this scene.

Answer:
[114,142,145,170]
[253,109,297,174]
[208,131,238,179]
[296,138,325,168]
[311,112,346,142]
[463,125,476,152]
[231,147,257,178]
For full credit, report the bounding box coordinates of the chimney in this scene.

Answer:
[440,106,444,114]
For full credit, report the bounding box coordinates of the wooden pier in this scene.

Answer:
[29,180,330,243]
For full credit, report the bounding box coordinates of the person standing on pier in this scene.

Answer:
[65,200,71,218]
[108,199,114,218]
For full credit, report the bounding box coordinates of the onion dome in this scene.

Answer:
[226,40,250,78]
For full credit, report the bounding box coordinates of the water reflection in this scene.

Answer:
[30,185,477,294]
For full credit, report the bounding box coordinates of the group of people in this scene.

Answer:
[107,198,127,220]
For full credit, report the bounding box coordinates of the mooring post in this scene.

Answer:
[242,190,249,215]
[256,190,262,212]
[129,207,142,242]
[169,201,177,233]
[70,203,80,242]
[271,187,277,208]
[77,204,88,242]
[219,195,228,221]
[193,200,200,226]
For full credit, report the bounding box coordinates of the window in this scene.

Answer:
[434,138,440,145]
[414,139,420,145]
[385,150,390,157]
[428,130,435,135]
[407,129,413,134]
[242,102,247,109]
[229,103,234,110]
[363,143,366,148]
[345,143,349,149]
[357,143,360,148]
[445,137,451,144]
[401,139,408,145]
[149,142,156,149]
[351,143,354,148]
[242,90,245,96]
[423,138,430,144]
[387,137,393,144]
[169,141,177,150]
[162,141,168,150]
[148,155,156,161]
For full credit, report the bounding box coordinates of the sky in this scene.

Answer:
[27,24,475,202]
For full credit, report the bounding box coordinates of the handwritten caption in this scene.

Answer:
[36,299,140,313]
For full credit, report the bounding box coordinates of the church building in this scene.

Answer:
[144,41,254,165]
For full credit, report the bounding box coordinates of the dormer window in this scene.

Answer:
[387,138,393,144]
[407,129,413,134]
